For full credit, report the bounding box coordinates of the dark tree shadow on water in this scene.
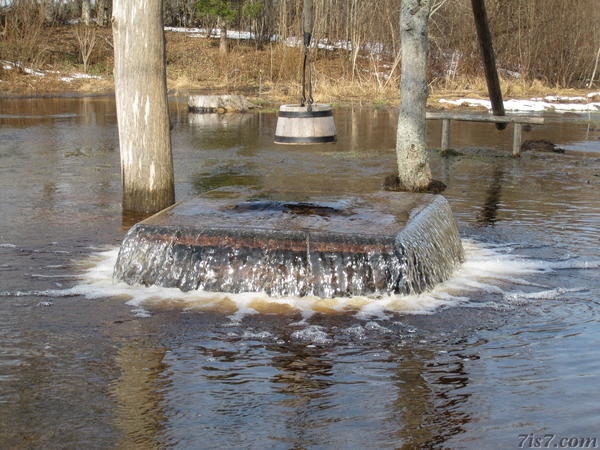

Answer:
[477,166,504,226]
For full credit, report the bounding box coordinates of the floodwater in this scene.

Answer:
[0,95,599,448]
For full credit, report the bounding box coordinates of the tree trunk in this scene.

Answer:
[219,23,228,55]
[71,0,82,20]
[112,0,175,214]
[396,0,432,191]
[43,0,55,24]
[81,0,91,26]
[96,0,108,26]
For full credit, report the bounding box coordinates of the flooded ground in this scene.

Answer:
[0,95,599,448]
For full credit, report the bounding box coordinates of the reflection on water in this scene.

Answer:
[111,337,169,448]
[0,95,599,447]
[477,167,504,225]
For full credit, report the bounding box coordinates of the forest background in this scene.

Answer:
[1,0,599,104]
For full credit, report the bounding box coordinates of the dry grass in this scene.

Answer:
[1,0,48,70]
[1,25,597,106]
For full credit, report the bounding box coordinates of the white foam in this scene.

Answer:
[131,308,151,318]
[60,240,597,318]
[0,288,80,297]
[30,273,78,279]
[504,287,587,301]
[550,260,600,270]
[343,325,368,339]
[242,330,275,341]
[36,301,53,307]
[364,321,392,333]
[290,325,332,344]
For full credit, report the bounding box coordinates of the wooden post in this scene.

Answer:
[512,123,522,157]
[441,119,451,154]
[396,0,433,191]
[471,0,506,130]
[112,0,175,214]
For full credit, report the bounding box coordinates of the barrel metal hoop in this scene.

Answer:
[278,110,333,118]
[274,135,336,144]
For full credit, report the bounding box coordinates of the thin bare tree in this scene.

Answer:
[73,23,96,72]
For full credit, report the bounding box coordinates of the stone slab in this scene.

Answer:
[114,187,464,297]
[188,95,255,113]
[143,187,433,240]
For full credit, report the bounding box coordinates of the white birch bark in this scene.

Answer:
[81,0,91,26]
[112,0,175,213]
[396,0,433,191]
[219,20,228,55]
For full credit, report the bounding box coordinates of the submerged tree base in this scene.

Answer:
[383,175,447,194]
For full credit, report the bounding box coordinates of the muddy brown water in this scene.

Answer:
[0,95,599,448]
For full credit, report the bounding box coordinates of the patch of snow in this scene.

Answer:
[499,68,521,79]
[164,26,377,54]
[71,73,101,79]
[22,67,45,77]
[1,60,44,76]
[439,97,600,113]
[227,30,254,40]
[165,26,257,40]
[282,36,301,47]
[588,92,600,98]
[372,71,390,80]
[531,95,587,102]
[165,26,206,34]
[60,73,102,83]
[364,42,384,55]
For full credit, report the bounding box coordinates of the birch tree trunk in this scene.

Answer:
[219,22,228,55]
[81,0,91,26]
[396,0,433,191]
[112,0,175,214]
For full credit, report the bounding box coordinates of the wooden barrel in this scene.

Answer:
[274,104,337,144]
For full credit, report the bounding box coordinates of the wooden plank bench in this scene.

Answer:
[426,112,545,157]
